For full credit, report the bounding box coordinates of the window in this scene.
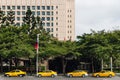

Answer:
[47,11,50,15]
[32,6,35,10]
[22,6,25,10]
[42,11,45,15]
[56,34,58,37]
[51,6,54,10]
[56,22,58,25]
[51,34,53,37]
[68,10,69,13]
[51,23,53,26]
[56,28,58,31]
[12,6,15,10]
[51,11,53,15]
[3,11,5,14]
[16,23,20,26]
[51,28,53,32]
[42,23,45,26]
[68,25,69,28]
[47,6,50,10]
[37,11,40,15]
[7,11,10,14]
[47,28,50,32]
[56,11,58,14]
[17,17,20,21]
[56,6,58,9]
[7,6,10,9]
[47,17,50,21]
[51,17,54,21]
[42,6,45,10]
[68,15,69,18]
[68,20,69,23]
[17,6,20,9]
[13,11,15,15]
[42,17,45,21]
[22,17,24,20]
[56,17,58,20]
[16,70,20,72]
[27,6,30,9]
[22,11,25,15]
[37,6,40,10]
[17,11,20,15]
[32,11,35,15]
[47,22,50,26]
[2,6,5,10]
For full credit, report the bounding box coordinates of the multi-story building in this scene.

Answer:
[0,0,75,41]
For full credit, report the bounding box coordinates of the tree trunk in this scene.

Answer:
[0,55,3,72]
[15,57,18,68]
[62,57,67,75]
[9,59,12,71]
[91,58,94,73]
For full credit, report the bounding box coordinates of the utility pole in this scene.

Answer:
[101,59,103,71]
[36,34,39,76]
[110,57,113,71]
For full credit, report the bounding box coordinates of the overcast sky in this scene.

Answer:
[75,0,120,36]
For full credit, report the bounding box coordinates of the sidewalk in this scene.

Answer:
[116,73,120,76]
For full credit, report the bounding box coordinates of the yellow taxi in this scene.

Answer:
[37,70,57,77]
[66,70,88,78]
[92,70,115,78]
[4,69,26,77]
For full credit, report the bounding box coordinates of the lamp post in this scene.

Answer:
[36,34,39,76]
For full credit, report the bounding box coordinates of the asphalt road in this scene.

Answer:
[0,76,120,80]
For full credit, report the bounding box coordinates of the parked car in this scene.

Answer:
[66,70,88,78]
[37,70,57,77]
[4,69,26,77]
[92,70,115,77]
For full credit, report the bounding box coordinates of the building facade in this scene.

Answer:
[0,0,75,41]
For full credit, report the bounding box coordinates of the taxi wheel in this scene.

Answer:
[51,74,55,78]
[82,74,85,78]
[96,74,100,78]
[6,74,10,77]
[38,74,42,77]
[108,74,112,78]
[19,74,23,77]
[69,74,73,78]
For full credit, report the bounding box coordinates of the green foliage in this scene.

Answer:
[7,9,15,26]
[23,8,32,26]
[0,8,5,26]
[77,30,120,68]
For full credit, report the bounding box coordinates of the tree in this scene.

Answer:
[0,8,5,27]
[0,26,35,70]
[77,30,120,72]
[7,9,15,26]
[39,39,80,74]
[23,8,32,26]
